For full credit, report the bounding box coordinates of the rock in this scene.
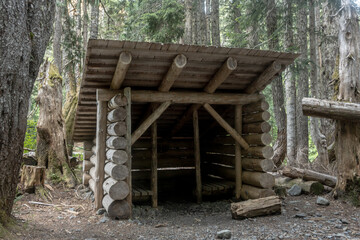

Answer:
[316,197,330,206]
[96,208,106,215]
[216,230,231,239]
[99,216,109,223]
[294,207,300,211]
[288,185,302,196]
[341,219,349,224]
[294,213,307,218]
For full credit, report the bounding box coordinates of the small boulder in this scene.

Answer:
[294,213,307,218]
[316,197,330,206]
[216,230,231,239]
[288,184,302,196]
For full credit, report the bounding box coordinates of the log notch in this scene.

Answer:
[302,98,360,122]
[281,166,337,187]
[245,61,282,94]
[193,110,202,203]
[275,177,324,195]
[231,196,281,219]
[170,57,237,136]
[110,51,132,90]
[235,105,242,199]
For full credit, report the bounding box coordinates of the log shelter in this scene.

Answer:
[75,39,298,218]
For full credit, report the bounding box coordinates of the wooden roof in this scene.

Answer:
[74,39,299,141]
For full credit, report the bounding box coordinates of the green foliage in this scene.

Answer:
[24,119,37,152]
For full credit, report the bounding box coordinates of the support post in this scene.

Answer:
[151,121,158,208]
[235,105,242,199]
[95,100,107,209]
[193,110,202,203]
[124,87,132,216]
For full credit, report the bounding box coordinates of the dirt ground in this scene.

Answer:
[3,184,360,240]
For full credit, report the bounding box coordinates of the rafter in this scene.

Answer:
[110,51,132,90]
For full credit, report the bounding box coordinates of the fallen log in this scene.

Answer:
[275,177,324,195]
[281,166,337,187]
[240,184,275,200]
[243,100,269,113]
[231,196,281,219]
[102,194,131,219]
[302,98,360,122]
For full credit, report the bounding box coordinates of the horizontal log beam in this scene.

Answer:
[97,89,263,105]
[302,98,360,122]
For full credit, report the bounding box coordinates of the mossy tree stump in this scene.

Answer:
[20,165,46,193]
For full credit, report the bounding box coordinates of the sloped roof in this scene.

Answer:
[74,39,298,141]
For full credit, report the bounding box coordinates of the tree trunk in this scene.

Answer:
[53,0,63,74]
[284,0,297,166]
[90,0,99,39]
[0,0,55,222]
[83,0,89,51]
[36,61,76,188]
[211,0,220,46]
[295,1,309,166]
[192,0,200,44]
[184,0,193,44]
[266,0,287,167]
[199,0,207,45]
[335,0,360,192]
[246,2,259,49]
[205,0,211,45]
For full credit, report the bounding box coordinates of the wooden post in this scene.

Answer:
[193,110,202,203]
[95,100,107,209]
[124,87,132,217]
[151,121,158,208]
[235,105,242,199]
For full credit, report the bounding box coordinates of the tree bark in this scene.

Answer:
[246,2,259,49]
[335,0,360,192]
[90,0,99,39]
[266,0,287,168]
[211,0,220,46]
[284,0,297,166]
[205,0,211,45]
[295,1,309,166]
[36,61,76,188]
[53,0,63,74]
[184,0,193,44]
[0,0,55,221]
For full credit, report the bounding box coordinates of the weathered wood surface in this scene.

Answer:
[193,110,202,203]
[242,171,275,189]
[84,141,94,151]
[302,98,360,122]
[84,150,93,159]
[103,178,130,200]
[243,122,271,134]
[89,179,96,193]
[90,155,97,165]
[106,149,128,164]
[151,121,158,208]
[281,166,337,187]
[110,51,132,90]
[106,136,127,150]
[123,87,132,216]
[243,100,269,113]
[243,146,274,159]
[102,194,131,219]
[108,93,128,109]
[242,158,274,172]
[159,54,187,92]
[243,111,270,124]
[243,133,272,146]
[83,160,94,172]
[107,122,127,136]
[231,196,281,219]
[245,61,282,94]
[82,173,91,186]
[235,105,242,199]
[107,107,127,122]
[240,184,275,200]
[204,57,237,93]
[20,165,46,193]
[104,162,129,181]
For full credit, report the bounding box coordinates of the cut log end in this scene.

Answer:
[20,165,46,193]
[102,195,131,219]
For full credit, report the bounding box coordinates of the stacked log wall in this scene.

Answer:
[82,141,95,186]
[202,100,276,200]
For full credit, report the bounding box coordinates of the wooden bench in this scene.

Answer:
[201,177,235,196]
[132,182,152,201]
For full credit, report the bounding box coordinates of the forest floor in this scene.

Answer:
[3,183,360,240]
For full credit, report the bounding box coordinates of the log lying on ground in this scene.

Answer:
[20,165,46,193]
[83,173,91,186]
[243,100,269,113]
[243,122,271,134]
[83,160,94,172]
[275,177,324,195]
[108,93,128,110]
[242,158,274,172]
[107,107,127,122]
[102,194,131,219]
[104,162,129,181]
[106,136,127,149]
[243,111,270,124]
[106,149,128,164]
[107,122,127,136]
[281,166,337,187]
[231,196,281,219]
[302,97,360,122]
[242,171,275,189]
[240,184,276,200]
[103,178,129,200]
